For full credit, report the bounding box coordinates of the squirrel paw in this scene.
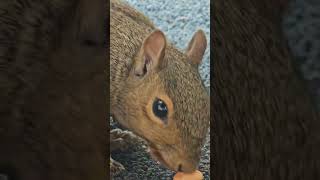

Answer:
[110,156,125,176]
[110,128,143,152]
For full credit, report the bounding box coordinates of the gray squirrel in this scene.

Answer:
[110,0,210,176]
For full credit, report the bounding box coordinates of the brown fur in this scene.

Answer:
[110,0,209,173]
[0,0,106,179]
[213,0,320,179]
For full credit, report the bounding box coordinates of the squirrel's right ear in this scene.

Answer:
[186,29,207,66]
[133,30,166,77]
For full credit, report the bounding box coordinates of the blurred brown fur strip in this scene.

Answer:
[0,0,107,179]
[212,0,320,179]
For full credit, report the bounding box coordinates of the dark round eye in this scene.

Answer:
[152,98,168,120]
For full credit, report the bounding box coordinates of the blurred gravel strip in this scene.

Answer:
[282,0,320,111]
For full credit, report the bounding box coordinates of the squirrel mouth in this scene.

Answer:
[148,144,173,170]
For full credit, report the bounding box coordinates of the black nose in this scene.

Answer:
[178,164,182,172]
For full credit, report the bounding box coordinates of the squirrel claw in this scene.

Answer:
[111,137,129,152]
[110,128,144,152]
[110,157,125,176]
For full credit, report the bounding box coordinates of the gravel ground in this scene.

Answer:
[111,0,211,179]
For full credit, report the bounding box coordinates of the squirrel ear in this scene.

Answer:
[186,29,207,66]
[134,30,166,77]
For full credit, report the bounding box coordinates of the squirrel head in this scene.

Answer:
[116,29,209,172]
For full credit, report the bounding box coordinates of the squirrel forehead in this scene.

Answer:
[142,61,209,142]
[160,60,203,91]
[159,62,209,127]
[149,46,209,125]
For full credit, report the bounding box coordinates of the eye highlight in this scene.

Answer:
[152,98,168,121]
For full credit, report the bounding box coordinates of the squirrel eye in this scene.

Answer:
[152,98,168,121]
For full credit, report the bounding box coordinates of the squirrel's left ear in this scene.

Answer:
[133,30,166,77]
[186,29,207,66]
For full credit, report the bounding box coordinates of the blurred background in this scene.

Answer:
[111,0,320,179]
